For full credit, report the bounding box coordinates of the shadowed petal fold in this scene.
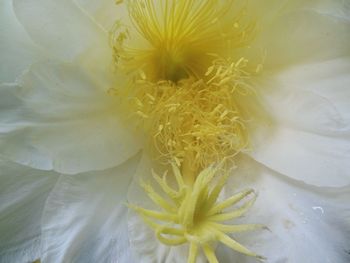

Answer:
[0,160,58,263]
[0,62,140,174]
[41,154,141,263]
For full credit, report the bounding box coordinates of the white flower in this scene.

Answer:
[0,0,349,263]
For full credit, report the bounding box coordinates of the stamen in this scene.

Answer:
[110,0,256,82]
[124,57,254,172]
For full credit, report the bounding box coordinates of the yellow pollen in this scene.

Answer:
[130,163,266,263]
[127,57,255,171]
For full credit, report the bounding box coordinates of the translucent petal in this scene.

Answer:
[73,0,131,31]
[0,62,140,174]
[41,154,140,263]
[251,58,350,187]
[13,0,110,62]
[257,4,350,68]
[0,1,43,83]
[0,160,58,263]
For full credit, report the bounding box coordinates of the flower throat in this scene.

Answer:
[112,0,256,82]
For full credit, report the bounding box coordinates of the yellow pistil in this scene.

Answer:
[130,163,266,263]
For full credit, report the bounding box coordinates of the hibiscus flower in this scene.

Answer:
[0,0,349,263]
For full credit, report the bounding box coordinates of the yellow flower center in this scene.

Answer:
[111,0,266,261]
[112,0,256,82]
[111,0,262,172]
[130,57,255,177]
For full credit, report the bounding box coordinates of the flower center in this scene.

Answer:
[129,58,254,174]
[112,0,256,82]
[149,46,188,82]
[111,1,266,261]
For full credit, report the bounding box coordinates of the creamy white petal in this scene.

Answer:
[41,153,140,263]
[250,58,350,187]
[254,1,350,69]
[0,1,44,83]
[0,62,140,174]
[265,58,350,128]
[127,155,208,263]
[13,0,110,62]
[73,0,130,31]
[251,127,350,188]
[0,160,58,263]
[216,155,350,263]
[249,0,350,23]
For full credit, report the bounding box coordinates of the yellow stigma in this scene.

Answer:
[130,163,266,263]
[111,0,256,82]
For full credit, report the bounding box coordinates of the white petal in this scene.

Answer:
[127,155,207,263]
[216,155,350,263]
[0,1,44,83]
[0,62,140,174]
[73,0,130,31]
[250,58,350,187]
[0,160,58,263]
[251,127,350,188]
[265,58,350,128]
[13,0,110,62]
[41,153,141,263]
[255,2,350,69]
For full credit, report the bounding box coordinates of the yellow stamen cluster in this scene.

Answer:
[131,164,266,263]
[110,0,259,170]
[130,57,254,171]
